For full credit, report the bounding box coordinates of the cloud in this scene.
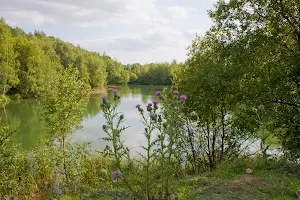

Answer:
[73,26,197,64]
[167,6,196,19]
[0,0,159,27]
[0,0,214,64]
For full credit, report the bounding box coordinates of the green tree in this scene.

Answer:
[42,66,88,181]
[0,19,19,98]
[208,0,300,158]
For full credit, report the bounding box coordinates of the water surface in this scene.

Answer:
[0,85,165,151]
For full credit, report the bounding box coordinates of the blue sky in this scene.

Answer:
[1,0,217,64]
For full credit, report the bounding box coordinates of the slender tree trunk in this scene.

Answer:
[3,105,8,123]
[187,121,196,171]
[211,117,216,169]
[2,85,6,98]
[220,105,226,161]
[62,135,68,180]
[206,121,213,170]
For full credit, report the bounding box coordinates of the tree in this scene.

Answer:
[0,19,19,98]
[42,66,88,181]
[208,0,300,158]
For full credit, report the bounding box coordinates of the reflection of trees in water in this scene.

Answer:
[2,85,167,150]
[119,85,131,97]
[84,96,101,118]
[1,100,47,150]
[142,95,150,104]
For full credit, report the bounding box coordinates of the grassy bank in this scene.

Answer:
[59,157,300,200]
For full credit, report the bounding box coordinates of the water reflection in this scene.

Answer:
[0,100,47,150]
[0,85,166,151]
[74,85,166,152]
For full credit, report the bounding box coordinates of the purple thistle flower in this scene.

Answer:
[180,95,187,100]
[173,90,179,95]
[153,100,158,105]
[112,89,118,93]
[136,104,141,109]
[112,170,123,180]
[148,103,153,107]
[156,91,161,96]
[101,95,107,100]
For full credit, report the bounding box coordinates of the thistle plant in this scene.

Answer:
[135,98,160,199]
[101,89,146,199]
[100,89,126,171]
[135,89,187,199]
[159,89,187,198]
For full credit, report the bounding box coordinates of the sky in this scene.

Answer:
[0,0,217,64]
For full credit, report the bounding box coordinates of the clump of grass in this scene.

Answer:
[175,157,300,200]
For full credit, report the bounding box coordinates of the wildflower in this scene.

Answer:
[156,91,161,96]
[153,100,159,109]
[180,95,187,100]
[120,114,124,120]
[136,104,143,112]
[112,89,120,99]
[101,95,107,100]
[112,170,123,180]
[147,105,153,111]
[173,90,179,95]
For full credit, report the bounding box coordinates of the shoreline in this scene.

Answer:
[89,85,119,95]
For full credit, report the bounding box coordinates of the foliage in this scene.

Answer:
[1,0,300,199]
[126,61,182,85]
[173,0,300,160]
[99,89,190,199]
[41,66,89,197]
[0,19,180,100]
[177,157,300,200]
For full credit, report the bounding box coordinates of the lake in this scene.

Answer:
[0,84,280,156]
[0,85,166,151]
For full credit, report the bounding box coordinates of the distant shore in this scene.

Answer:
[89,85,119,95]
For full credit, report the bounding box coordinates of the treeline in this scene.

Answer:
[174,0,300,162]
[0,19,179,99]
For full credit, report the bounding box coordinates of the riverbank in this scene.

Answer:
[59,157,300,200]
[88,84,169,95]
[89,85,119,95]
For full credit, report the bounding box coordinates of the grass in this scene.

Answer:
[175,157,300,200]
[61,157,300,200]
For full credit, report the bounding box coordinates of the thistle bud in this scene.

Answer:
[147,106,152,112]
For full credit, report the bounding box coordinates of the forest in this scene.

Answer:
[0,18,178,101]
[1,0,300,199]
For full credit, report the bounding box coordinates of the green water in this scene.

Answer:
[0,85,165,151]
